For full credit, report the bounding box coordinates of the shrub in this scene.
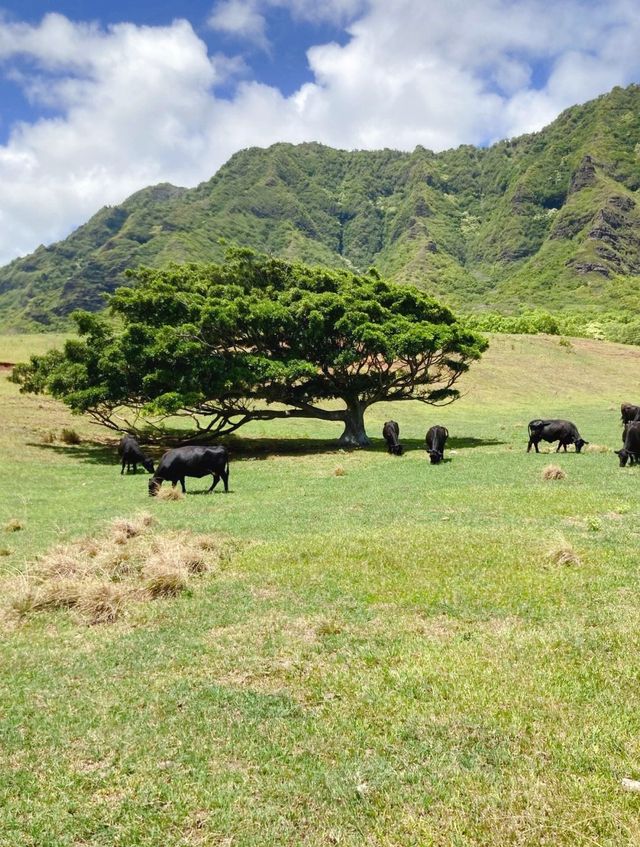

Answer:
[60,428,80,445]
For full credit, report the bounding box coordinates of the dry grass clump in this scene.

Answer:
[60,428,81,445]
[4,516,230,626]
[143,563,189,598]
[40,430,56,444]
[0,547,11,557]
[4,518,23,532]
[334,465,346,477]
[547,538,581,567]
[110,512,154,541]
[156,487,184,501]
[585,443,610,453]
[541,464,566,481]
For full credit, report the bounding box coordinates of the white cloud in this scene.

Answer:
[0,2,640,265]
[207,0,268,50]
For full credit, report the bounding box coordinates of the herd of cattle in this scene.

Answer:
[118,402,640,493]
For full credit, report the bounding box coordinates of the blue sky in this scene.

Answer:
[0,0,638,265]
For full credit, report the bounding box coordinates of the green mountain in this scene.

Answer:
[2,84,640,330]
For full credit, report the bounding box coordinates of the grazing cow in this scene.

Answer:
[425,425,448,464]
[616,422,640,467]
[382,420,403,455]
[149,446,229,496]
[527,419,588,453]
[621,403,640,424]
[118,434,154,475]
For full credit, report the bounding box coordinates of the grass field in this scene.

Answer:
[2,333,640,846]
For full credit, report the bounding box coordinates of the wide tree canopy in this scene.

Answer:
[13,248,487,445]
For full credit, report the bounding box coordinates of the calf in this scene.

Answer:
[616,422,640,467]
[425,425,448,464]
[382,420,403,455]
[621,403,640,424]
[119,434,154,475]
[149,445,229,495]
[527,419,587,453]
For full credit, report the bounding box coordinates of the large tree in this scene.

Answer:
[13,249,487,446]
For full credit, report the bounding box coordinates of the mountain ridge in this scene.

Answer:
[2,83,640,329]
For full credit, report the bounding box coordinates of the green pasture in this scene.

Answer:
[2,333,640,845]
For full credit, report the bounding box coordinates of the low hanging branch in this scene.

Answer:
[11,248,487,446]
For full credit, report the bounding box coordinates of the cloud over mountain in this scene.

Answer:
[0,1,639,265]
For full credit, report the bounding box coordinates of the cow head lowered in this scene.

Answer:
[148,477,162,496]
[574,438,587,453]
[615,449,632,467]
[143,457,155,474]
[427,449,444,464]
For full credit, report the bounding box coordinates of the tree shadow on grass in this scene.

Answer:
[27,433,506,466]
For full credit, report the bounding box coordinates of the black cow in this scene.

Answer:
[527,419,588,453]
[119,434,154,475]
[621,403,640,424]
[149,446,229,496]
[616,422,640,467]
[382,420,403,455]
[425,425,448,464]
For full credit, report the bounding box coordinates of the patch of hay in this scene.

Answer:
[76,582,127,625]
[541,464,566,480]
[3,516,233,626]
[547,539,581,567]
[334,465,346,477]
[60,428,81,445]
[585,443,610,453]
[0,547,11,557]
[40,430,56,444]
[4,518,23,533]
[110,513,154,540]
[156,487,184,501]
[143,563,189,598]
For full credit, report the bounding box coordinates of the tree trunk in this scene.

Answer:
[339,401,370,447]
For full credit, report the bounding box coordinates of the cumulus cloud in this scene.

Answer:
[0,2,640,264]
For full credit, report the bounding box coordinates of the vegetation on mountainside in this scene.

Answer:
[11,249,486,445]
[1,84,640,330]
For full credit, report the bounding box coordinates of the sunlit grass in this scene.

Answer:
[1,332,640,845]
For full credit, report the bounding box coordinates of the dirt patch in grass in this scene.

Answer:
[3,514,235,626]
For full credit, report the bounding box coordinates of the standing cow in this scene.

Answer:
[425,425,448,464]
[527,419,588,453]
[149,445,229,495]
[382,421,403,455]
[621,403,640,424]
[118,434,154,475]
[616,421,640,467]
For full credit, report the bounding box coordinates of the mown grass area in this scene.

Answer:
[2,333,640,845]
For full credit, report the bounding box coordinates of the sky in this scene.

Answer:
[0,1,639,266]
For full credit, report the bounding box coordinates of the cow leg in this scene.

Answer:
[222,467,229,492]
[555,442,561,452]
[180,478,186,493]
[133,462,137,473]
[208,473,220,493]
[527,440,533,452]
[121,458,126,474]
[533,441,540,453]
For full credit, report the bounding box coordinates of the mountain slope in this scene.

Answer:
[2,84,640,329]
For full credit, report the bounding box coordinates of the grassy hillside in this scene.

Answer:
[2,334,640,845]
[2,85,640,330]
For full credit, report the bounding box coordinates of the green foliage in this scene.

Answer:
[12,250,486,443]
[3,86,640,330]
